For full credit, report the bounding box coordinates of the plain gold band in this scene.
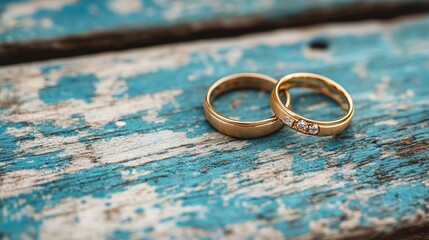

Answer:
[270,73,354,136]
[204,73,291,138]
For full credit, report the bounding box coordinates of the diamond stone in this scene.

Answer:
[296,120,308,131]
[308,123,320,135]
[282,115,294,127]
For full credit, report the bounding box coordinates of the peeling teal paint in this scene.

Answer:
[135,208,144,214]
[39,74,99,104]
[0,122,21,162]
[110,230,131,240]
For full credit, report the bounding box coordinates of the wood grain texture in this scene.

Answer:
[1,15,429,239]
[2,0,429,65]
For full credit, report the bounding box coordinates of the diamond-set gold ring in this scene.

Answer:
[270,73,354,136]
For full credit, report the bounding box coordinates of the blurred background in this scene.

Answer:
[2,0,429,65]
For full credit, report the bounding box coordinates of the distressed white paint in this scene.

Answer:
[0,0,77,31]
[91,130,248,167]
[108,0,142,15]
[38,183,207,239]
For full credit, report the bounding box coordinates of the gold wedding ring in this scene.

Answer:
[270,73,354,136]
[204,73,290,138]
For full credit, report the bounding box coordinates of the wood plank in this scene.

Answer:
[1,0,429,65]
[1,15,429,239]
[1,0,424,43]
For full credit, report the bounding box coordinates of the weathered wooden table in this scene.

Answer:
[1,1,429,239]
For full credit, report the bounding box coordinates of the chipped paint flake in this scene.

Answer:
[375,119,398,126]
[115,121,126,127]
